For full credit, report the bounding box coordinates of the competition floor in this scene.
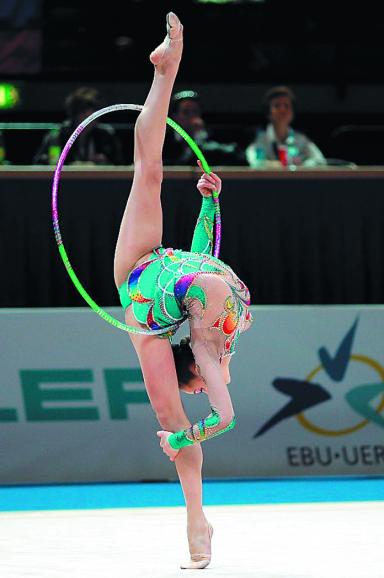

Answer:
[0,478,383,578]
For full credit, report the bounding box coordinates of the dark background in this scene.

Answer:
[1,1,384,308]
[1,171,383,308]
[2,0,384,165]
[3,0,382,84]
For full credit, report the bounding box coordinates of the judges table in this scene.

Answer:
[0,166,383,307]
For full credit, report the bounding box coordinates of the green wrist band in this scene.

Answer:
[168,410,236,450]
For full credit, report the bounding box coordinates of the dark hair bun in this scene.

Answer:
[171,336,194,386]
[180,336,191,348]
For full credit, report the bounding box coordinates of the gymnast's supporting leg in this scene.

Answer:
[134,338,212,569]
[114,14,212,568]
[158,408,212,570]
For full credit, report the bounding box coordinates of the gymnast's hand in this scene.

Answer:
[197,160,222,198]
[157,430,180,462]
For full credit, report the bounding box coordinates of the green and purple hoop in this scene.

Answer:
[51,103,221,334]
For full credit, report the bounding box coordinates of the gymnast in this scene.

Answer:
[114,12,252,569]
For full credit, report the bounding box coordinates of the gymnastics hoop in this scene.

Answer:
[51,103,222,335]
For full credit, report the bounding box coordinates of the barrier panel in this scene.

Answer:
[1,306,383,484]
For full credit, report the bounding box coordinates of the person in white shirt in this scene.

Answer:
[246,85,326,168]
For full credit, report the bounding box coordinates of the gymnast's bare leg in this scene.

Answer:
[113,13,212,569]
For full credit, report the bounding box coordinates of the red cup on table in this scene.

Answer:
[277,144,288,167]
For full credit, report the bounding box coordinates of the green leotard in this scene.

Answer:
[118,196,218,333]
[118,194,252,449]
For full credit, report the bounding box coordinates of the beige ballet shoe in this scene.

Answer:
[180,523,213,570]
[166,11,183,41]
[149,12,183,72]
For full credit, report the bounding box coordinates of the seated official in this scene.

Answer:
[163,90,245,166]
[246,86,326,168]
[33,87,123,165]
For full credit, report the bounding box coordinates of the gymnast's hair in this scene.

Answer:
[171,336,195,386]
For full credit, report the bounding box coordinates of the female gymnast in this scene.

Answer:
[114,12,252,569]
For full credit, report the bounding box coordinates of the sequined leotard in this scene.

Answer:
[118,196,252,356]
[118,194,252,450]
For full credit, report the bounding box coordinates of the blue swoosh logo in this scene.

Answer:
[318,317,359,382]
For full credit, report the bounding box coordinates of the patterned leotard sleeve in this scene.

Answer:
[168,193,239,449]
[190,195,215,255]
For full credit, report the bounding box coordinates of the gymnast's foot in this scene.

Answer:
[150,12,183,74]
[181,522,213,570]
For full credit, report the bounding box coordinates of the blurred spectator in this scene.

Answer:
[164,90,245,166]
[33,86,123,165]
[246,86,326,168]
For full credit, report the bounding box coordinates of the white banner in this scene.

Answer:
[0,306,383,483]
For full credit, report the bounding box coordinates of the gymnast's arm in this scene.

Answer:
[168,341,236,450]
[190,163,221,255]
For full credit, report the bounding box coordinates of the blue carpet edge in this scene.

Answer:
[0,477,383,512]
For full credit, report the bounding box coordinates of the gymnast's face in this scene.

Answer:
[180,362,231,395]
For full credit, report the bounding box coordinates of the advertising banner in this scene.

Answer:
[0,306,383,483]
